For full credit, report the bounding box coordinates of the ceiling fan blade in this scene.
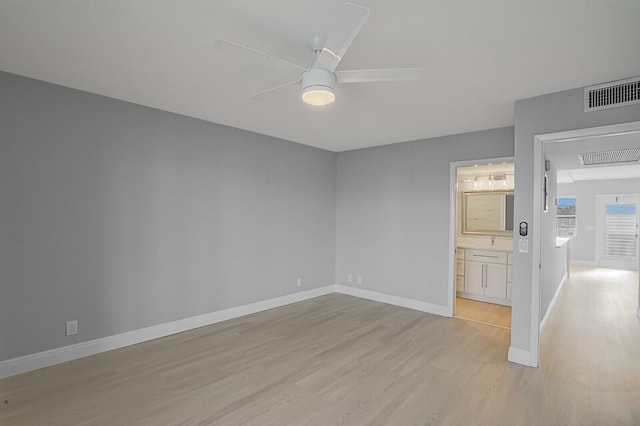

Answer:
[336,68,425,83]
[214,38,307,72]
[249,79,301,101]
[313,3,370,72]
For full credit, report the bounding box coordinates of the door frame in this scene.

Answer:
[533,120,640,366]
[448,156,514,318]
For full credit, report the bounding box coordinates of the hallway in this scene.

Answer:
[537,265,640,424]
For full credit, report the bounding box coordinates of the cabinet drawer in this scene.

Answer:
[456,276,465,292]
[507,265,512,283]
[456,260,465,276]
[457,248,465,260]
[465,249,507,264]
[507,282,512,300]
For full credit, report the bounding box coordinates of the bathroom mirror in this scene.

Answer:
[463,191,514,235]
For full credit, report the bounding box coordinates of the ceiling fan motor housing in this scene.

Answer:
[302,68,336,91]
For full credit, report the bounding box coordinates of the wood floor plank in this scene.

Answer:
[1,265,638,425]
[455,296,512,328]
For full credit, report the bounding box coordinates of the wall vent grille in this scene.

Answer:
[584,77,640,112]
[578,148,640,166]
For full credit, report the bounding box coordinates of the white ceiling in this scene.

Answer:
[1,1,639,152]
[458,162,514,178]
[544,132,640,183]
[556,165,640,183]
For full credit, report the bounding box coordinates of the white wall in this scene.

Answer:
[0,72,337,362]
[558,178,640,264]
[335,127,514,306]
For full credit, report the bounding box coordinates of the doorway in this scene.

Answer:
[532,120,640,367]
[450,159,514,329]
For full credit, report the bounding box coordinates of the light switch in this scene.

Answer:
[518,239,529,253]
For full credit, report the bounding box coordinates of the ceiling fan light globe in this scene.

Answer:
[302,86,335,106]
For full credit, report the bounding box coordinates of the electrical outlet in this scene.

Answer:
[66,320,78,336]
[357,275,363,285]
[347,274,352,283]
[296,278,302,288]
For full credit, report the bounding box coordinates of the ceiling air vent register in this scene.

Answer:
[584,77,640,112]
[578,148,640,166]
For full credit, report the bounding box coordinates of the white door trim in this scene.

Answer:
[533,120,640,367]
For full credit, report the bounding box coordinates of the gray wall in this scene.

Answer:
[0,72,337,361]
[558,178,640,264]
[512,85,640,356]
[335,127,514,305]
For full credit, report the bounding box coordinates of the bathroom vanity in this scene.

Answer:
[455,163,515,307]
[456,247,513,306]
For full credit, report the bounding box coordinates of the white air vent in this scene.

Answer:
[584,77,640,112]
[578,148,640,166]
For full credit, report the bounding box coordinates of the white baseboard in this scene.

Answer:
[0,285,335,379]
[335,285,451,317]
[569,259,597,266]
[508,346,537,367]
[0,285,462,379]
[539,271,568,335]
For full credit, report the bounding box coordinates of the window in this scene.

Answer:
[557,196,577,237]
[604,203,637,260]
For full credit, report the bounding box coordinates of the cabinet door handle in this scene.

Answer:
[482,264,486,288]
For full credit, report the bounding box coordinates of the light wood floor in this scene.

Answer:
[455,297,512,329]
[1,265,638,425]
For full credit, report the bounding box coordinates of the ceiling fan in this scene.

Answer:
[214,2,424,106]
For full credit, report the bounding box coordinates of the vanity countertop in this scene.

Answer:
[457,245,513,253]
[556,237,572,247]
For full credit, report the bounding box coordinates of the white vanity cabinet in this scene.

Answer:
[456,249,465,292]
[459,248,511,306]
[507,252,513,301]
